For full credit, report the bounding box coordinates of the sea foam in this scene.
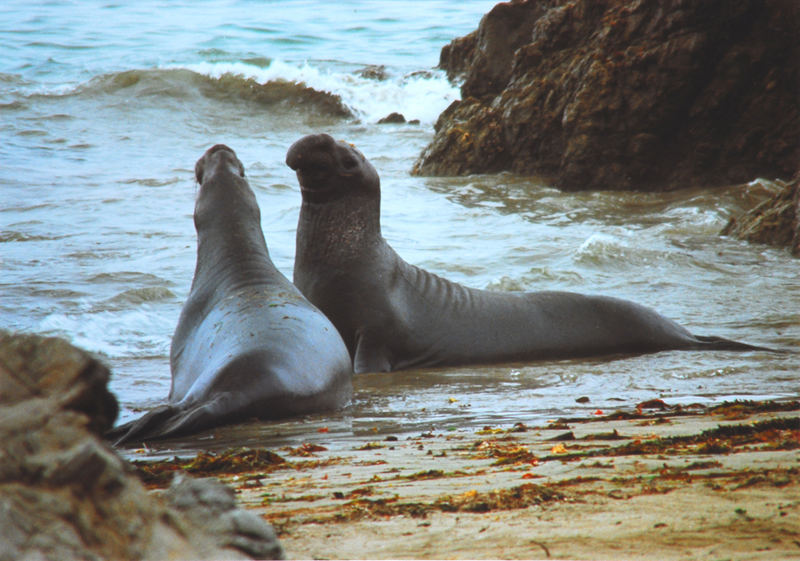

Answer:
[39,308,173,359]
[178,59,460,125]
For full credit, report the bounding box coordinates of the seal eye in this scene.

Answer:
[340,154,357,170]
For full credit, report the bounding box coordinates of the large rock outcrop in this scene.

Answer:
[413,0,800,191]
[0,331,284,561]
[721,171,800,255]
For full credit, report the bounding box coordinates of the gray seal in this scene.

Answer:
[286,133,766,373]
[111,144,352,445]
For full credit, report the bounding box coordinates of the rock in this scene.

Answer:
[166,476,284,560]
[421,99,510,175]
[404,69,436,81]
[377,112,406,124]
[439,29,478,83]
[414,0,800,192]
[721,171,800,255]
[0,331,284,561]
[0,330,118,434]
[357,64,389,80]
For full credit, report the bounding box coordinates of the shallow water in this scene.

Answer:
[1,1,797,457]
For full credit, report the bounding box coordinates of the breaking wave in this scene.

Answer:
[25,59,460,124]
[178,59,459,124]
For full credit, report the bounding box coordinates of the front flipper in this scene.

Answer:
[353,331,392,374]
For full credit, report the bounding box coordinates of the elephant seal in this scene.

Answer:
[110,144,352,445]
[286,133,766,374]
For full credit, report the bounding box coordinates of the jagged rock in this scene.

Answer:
[0,330,118,434]
[358,64,389,80]
[377,112,406,124]
[166,476,284,560]
[0,331,284,561]
[721,171,800,255]
[439,30,477,82]
[415,0,800,191]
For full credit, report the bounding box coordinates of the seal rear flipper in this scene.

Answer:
[108,398,233,447]
[690,335,777,352]
[107,404,179,447]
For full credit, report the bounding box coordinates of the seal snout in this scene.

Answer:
[195,144,244,183]
[286,133,338,172]
[286,134,378,202]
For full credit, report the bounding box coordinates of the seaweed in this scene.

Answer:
[470,439,539,466]
[282,443,328,456]
[540,415,799,462]
[553,399,799,426]
[328,483,566,521]
[581,429,627,441]
[404,469,446,480]
[435,484,565,513]
[133,447,286,486]
[355,442,385,451]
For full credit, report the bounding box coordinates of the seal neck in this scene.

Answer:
[192,172,277,293]
[295,194,383,267]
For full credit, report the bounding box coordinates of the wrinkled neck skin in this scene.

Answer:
[192,159,277,300]
[295,193,384,269]
[287,133,385,268]
[294,191,389,357]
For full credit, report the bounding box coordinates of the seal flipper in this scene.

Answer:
[107,404,178,446]
[353,332,392,374]
[108,397,235,447]
[689,334,777,353]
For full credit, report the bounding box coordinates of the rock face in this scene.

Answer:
[0,331,284,561]
[413,0,800,191]
[721,172,800,255]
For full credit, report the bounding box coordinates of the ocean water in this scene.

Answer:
[2,1,797,455]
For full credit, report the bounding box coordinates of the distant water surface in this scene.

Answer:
[1,0,797,457]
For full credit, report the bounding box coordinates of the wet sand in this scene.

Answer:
[132,400,799,560]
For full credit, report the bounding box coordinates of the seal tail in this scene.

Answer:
[106,398,231,447]
[106,405,174,446]
[689,334,777,353]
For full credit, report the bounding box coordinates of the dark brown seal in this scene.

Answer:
[287,133,767,373]
[110,144,352,445]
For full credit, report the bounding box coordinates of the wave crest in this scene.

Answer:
[39,58,459,124]
[202,72,353,117]
[183,59,459,123]
[75,66,353,118]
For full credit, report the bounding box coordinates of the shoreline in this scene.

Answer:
[132,399,800,560]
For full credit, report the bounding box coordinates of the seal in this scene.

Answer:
[286,133,767,374]
[110,144,352,445]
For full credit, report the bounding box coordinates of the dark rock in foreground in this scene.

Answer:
[0,329,119,433]
[378,112,407,124]
[414,0,799,191]
[722,171,800,255]
[358,64,389,81]
[0,331,284,561]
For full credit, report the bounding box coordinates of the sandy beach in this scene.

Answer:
[133,400,799,560]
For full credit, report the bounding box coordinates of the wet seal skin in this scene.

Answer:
[287,133,770,374]
[109,144,352,445]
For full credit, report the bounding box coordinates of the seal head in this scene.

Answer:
[286,133,379,203]
[195,143,244,184]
